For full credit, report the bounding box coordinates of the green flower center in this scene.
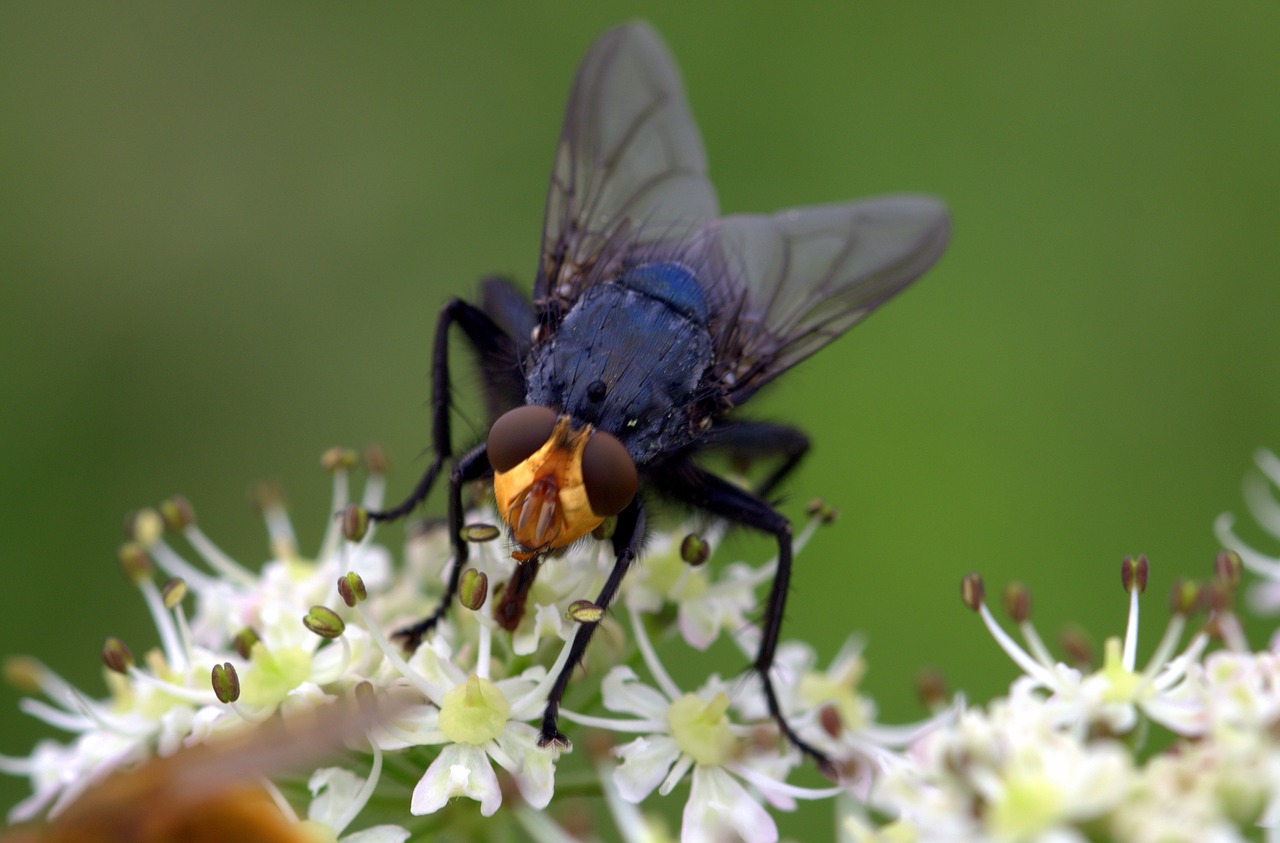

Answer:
[1098,636,1142,704]
[240,643,313,708]
[438,674,510,745]
[667,691,735,766]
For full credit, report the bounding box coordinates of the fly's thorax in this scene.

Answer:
[524,280,717,465]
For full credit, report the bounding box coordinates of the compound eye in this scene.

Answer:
[487,405,558,473]
[582,430,638,517]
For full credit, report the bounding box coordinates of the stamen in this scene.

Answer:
[184,524,260,588]
[557,708,664,733]
[139,578,186,672]
[351,602,444,706]
[1214,513,1280,578]
[147,540,218,592]
[126,667,220,706]
[1121,573,1141,672]
[330,740,384,836]
[658,754,694,796]
[630,608,681,701]
[729,761,845,800]
[512,629,581,718]
[318,454,353,562]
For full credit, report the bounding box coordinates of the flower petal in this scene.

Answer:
[411,743,502,817]
[613,735,682,803]
[682,766,778,843]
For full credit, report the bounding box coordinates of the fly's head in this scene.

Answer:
[487,406,638,558]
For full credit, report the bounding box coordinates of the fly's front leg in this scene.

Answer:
[392,442,491,651]
[537,499,646,750]
[654,460,833,774]
[367,296,515,523]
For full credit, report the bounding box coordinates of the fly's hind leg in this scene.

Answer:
[653,459,834,775]
[700,420,810,499]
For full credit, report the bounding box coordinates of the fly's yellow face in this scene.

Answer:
[487,407,638,556]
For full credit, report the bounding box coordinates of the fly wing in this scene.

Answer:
[534,22,719,305]
[695,195,950,404]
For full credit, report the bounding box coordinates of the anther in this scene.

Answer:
[567,600,604,623]
[101,637,135,674]
[233,628,261,660]
[321,447,358,473]
[338,572,368,608]
[1121,555,1149,594]
[461,523,501,543]
[680,534,711,566]
[161,578,187,609]
[363,443,389,476]
[304,606,346,639]
[1214,550,1243,589]
[960,573,985,611]
[1168,579,1202,617]
[1001,582,1031,623]
[211,662,240,703]
[158,496,195,531]
[342,504,370,542]
[118,542,154,584]
[458,569,488,611]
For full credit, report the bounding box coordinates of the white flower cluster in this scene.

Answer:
[1,449,929,842]
[7,446,1280,842]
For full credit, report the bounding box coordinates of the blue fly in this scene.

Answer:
[370,22,950,773]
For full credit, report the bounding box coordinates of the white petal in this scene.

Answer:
[411,744,503,817]
[678,599,721,651]
[613,735,682,803]
[498,723,557,809]
[682,766,778,843]
[602,666,673,720]
[307,767,364,826]
[341,826,411,843]
[513,603,566,656]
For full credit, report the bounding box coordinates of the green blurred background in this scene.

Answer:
[2,1,1279,836]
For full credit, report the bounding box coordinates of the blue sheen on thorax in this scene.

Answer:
[617,262,709,323]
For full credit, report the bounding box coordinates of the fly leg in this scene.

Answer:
[365,292,517,652]
[367,293,520,523]
[655,460,834,774]
[701,420,810,498]
[537,498,646,750]
[392,442,491,651]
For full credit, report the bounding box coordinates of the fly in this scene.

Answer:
[369,21,950,774]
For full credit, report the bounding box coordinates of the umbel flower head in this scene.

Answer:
[1,447,937,842]
[10,445,1280,842]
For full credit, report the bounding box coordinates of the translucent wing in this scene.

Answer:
[695,195,950,403]
[535,22,718,304]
